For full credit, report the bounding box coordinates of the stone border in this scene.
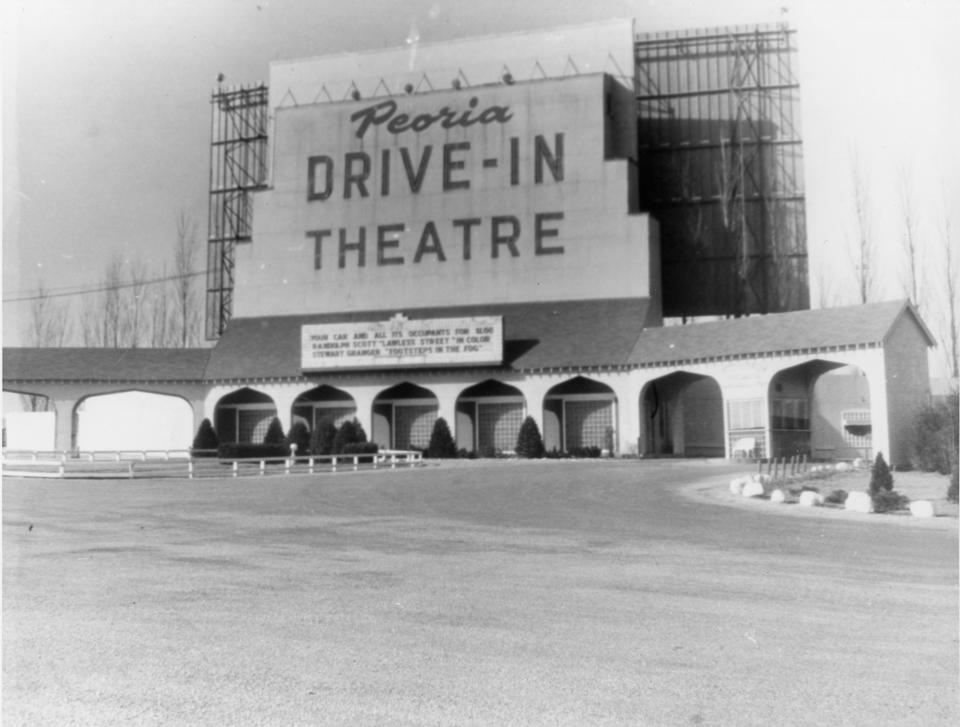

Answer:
[679,475,959,531]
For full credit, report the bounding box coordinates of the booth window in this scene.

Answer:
[842,409,872,447]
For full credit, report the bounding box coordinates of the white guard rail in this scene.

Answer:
[1,449,423,479]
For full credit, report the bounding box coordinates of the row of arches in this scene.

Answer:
[212,360,872,459]
[215,377,617,453]
[4,359,874,459]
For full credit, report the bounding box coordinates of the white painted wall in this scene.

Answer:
[3,411,56,451]
[75,392,194,451]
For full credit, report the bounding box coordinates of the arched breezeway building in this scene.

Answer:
[3,301,935,466]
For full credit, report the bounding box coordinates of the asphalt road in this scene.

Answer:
[3,460,957,726]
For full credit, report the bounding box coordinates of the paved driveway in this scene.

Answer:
[4,461,957,726]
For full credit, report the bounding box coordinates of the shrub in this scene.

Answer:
[824,489,848,505]
[310,417,338,456]
[338,441,379,464]
[872,490,910,514]
[908,393,959,474]
[263,417,287,446]
[341,442,379,455]
[191,418,219,457]
[515,416,545,459]
[332,418,366,454]
[287,421,311,456]
[569,445,602,458]
[479,444,499,459]
[869,452,894,495]
[426,417,458,458]
[217,442,289,460]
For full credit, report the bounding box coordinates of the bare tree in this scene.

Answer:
[21,278,71,411]
[173,212,201,347]
[849,152,874,304]
[80,253,150,348]
[124,258,150,348]
[26,278,71,348]
[149,264,174,347]
[898,165,922,308]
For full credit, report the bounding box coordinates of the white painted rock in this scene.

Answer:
[909,500,936,518]
[729,477,746,495]
[770,489,787,504]
[741,480,765,498]
[799,490,824,507]
[845,491,874,513]
[852,458,864,469]
[835,462,850,472]
[756,473,772,485]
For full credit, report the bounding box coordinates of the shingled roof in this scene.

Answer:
[204,298,658,379]
[3,300,931,384]
[629,299,933,366]
[2,347,212,383]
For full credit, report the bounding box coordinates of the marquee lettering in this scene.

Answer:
[306,212,564,270]
[350,97,513,139]
[306,133,564,201]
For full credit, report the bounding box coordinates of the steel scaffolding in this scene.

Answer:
[206,83,268,339]
[635,24,807,317]
[204,23,808,334]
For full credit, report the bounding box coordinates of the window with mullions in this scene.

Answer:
[842,409,872,448]
[727,398,766,458]
[727,399,764,430]
[565,400,613,450]
[771,398,809,430]
[394,405,437,450]
[477,402,524,452]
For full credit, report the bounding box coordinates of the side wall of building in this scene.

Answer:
[884,313,932,467]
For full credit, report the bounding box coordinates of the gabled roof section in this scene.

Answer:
[205,298,657,380]
[2,348,212,383]
[629,299,934,366]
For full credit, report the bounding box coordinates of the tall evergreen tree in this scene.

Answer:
[515,416,545,459]
[427,417,457,458]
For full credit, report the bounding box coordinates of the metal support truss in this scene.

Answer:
[635,24,807,317]
[206,83,268,339]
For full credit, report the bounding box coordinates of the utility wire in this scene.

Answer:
[3,270,207,303]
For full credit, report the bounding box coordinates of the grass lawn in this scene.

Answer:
[4,460,957,726]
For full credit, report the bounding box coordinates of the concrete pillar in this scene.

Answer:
[428,381,465,436]
[514,376,558,434]
[343,384,382,443]
[51,397,80,452]
[866,363,890,463]
[267,384,301,434]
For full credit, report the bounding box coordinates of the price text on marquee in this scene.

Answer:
[301,316,503,370]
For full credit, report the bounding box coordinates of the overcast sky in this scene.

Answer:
[3,0,959,357]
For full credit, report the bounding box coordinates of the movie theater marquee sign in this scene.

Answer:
[303,93,566,270]
[301,314,503,371]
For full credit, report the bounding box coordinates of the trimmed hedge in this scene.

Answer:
[287,421,311,455]
[191,418,219,457]
[333,419,367,454]
[427,418,457,458]
[311,418,339,456]
[217,442,290,460]
[515,416,545,459]
[263,417,286,446]
[341,442,379,455]
[340,441,379,463]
